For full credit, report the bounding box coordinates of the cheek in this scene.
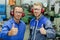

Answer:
[38,13,41,15]
[19,14,22,16]
[17,14,22,18]
[14,13,16,17]
[38,10,41,12]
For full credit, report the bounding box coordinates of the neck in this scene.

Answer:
[14,18,20,24]
[36,14,42,20]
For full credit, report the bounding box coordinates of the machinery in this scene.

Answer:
[0,4,6,22]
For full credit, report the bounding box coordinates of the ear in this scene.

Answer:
[10,10,14,16]
[41,8,44,14]
[22,13,25,17]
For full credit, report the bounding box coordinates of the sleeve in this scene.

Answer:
[45,20,56,39]
[0,23,9,39]
[23,24,26,35]
[22,23,26,40]
[0,33,1,38]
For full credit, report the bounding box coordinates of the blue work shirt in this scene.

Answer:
[30,15,56,40]
[0,18,26,40]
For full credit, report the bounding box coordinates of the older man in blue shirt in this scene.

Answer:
[0,5,26,40]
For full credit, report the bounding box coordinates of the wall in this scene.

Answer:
[0,0,5,4]
[22,0,47,7]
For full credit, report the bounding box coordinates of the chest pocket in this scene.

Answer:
[18,24,24,36]
[36,20,45,31]
[30,21,45,31]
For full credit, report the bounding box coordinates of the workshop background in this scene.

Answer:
[0,0,60,40]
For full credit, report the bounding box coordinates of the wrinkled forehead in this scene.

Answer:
[14,7,23,12]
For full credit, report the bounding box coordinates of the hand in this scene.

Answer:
[40,24,46,35]
[8,23,18,36]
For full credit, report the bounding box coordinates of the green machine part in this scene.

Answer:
[22,8,34,24]
[22,8,30,24]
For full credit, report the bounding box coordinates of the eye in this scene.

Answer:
[34,8,41,10]
[15,11,23,13]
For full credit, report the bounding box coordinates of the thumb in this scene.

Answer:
[41,24,44,28]
[12,23,15,29]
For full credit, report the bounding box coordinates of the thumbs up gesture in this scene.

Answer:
[8,23,18,36]
[40,24,46,35]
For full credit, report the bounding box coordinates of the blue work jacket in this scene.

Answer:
[30,15,56,40]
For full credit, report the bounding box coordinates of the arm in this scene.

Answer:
[22,24,26,40]
[1,24,9,39]
[45,20,56,38]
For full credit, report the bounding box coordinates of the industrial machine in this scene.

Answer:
[0,4,6,22]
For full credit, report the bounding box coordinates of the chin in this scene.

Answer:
[17,19,20,20]
[16,17,21,19]
[35,15,39,17]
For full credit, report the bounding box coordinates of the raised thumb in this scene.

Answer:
[12,23,15,29]
[41,24,44,28]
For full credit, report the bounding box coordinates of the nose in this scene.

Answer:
[34,10,38,13]
[17,13,20,15]
[34,10,36,12]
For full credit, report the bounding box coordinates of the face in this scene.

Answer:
[33,5,42,17]
[14,7,23,20]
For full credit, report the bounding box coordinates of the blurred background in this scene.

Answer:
[0,0,60,40]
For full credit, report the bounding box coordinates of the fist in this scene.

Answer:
[40,24,46,35]
[8,23,18,36]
